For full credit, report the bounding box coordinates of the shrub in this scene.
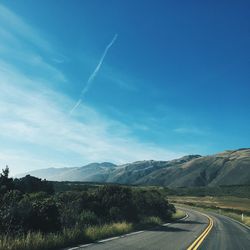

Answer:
[132,189,175,220]
[29,198,61,232]
[0,190,23,234]
[0,168,176,250]
[78,210,99,227]
[14,175,54,195]
[0,192,61,234]
[94,185,137,222]
[109,207,123,221]
[0,166,14,196]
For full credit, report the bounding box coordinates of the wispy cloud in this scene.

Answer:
[0,4,51,52]
[0,70,184,175]
[70,34,118,114]
[173,127,208,136]
[0,4,185,175]
[0,3,67,83]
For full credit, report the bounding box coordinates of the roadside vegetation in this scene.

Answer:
[171,209,186,220]
[0,167,176,250]
[162,185,250,198]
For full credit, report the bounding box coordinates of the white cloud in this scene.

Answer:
[0,4,185,176]
[0,67,184,175]
[0,4,67,84]
[0,4,52,52]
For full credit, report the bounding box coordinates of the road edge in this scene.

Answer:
[209,211,250,231]
[177,204,250,231]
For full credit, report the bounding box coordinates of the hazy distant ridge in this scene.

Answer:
[17,149,250,187]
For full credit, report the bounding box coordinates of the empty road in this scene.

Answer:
[201,209,250,250]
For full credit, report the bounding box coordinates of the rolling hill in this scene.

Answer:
[16,148,250,187]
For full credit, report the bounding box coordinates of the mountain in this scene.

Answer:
[15,167,77,180]
[16,149,250,187]
[106,155,201,184]
[17,162,117,182]
[133,148,250,187]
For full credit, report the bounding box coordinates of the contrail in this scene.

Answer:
[69,99,82,114]
[70,34,118,114]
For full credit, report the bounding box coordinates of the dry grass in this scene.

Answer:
[0,222,133,250]
[171,209,186,220]
[169,196,250,214]
[85,222,133,241]
[139,216,163,226]
[0,227,86,250]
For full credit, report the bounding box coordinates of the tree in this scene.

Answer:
[0,166,14,195]
[14,175,54,194]
[94,185,137,221]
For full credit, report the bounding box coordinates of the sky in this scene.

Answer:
[0,1,249,175]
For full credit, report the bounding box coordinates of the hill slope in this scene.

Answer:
[133,149,250,187]
[17,162,117,182]
[16,149,250,187]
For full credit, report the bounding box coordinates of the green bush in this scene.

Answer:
[132,189,175,220]
[0,191,61,234]
[14,175,54,195]
[0,167,176,250]
[94,185,137,222]
[78,210,99,227]
[0,190,23,234]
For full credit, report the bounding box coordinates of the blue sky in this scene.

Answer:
[0,1,249,175]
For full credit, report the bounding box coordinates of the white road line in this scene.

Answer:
[68,243,94,249]
[98,236,120,243]
[163,223,170,226]
[123,230,144,237]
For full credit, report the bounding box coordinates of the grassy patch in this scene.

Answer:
[171,209,186,220]
[220,211,250,227]
[0,227,87,250]
[0,223,133,250]
[169,196,250,215]
[139,216,163,226]
[0,218,165,250]
[85,222,133,241]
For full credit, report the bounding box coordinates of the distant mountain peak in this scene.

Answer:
[80,162,117,169]
[16,148,250,187]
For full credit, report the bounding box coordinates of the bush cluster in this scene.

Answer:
[0,167,175,237]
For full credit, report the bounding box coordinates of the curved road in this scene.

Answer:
[69,208,250,250]
[201,209,250,249]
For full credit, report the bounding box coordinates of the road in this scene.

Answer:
[69,208,250,250]
[201,209,250,249]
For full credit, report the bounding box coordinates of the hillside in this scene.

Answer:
[134,148,250,187]
[17,148,250,187]
[17,162,117,182]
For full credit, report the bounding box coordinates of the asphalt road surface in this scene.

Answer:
[70,207,250,250]
[201,209,250,250]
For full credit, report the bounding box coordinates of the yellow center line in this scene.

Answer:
[187,212,214,250]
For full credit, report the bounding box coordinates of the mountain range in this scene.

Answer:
[17,148,250,187]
